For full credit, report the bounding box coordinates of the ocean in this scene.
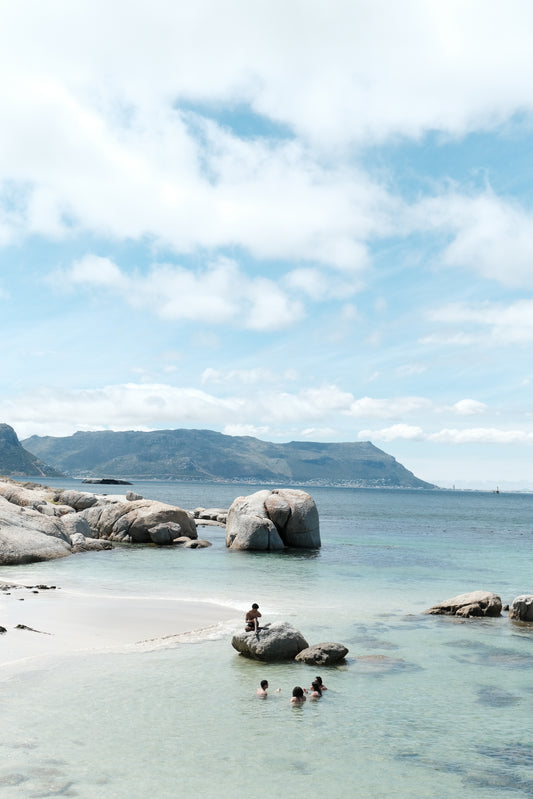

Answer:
[1,480,532,798]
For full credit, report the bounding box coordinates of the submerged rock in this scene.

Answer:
[232,622,309,661]
[183,538,211,548]
[424,590,502,618]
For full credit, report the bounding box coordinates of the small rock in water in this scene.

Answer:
[295,642,349,665]
[424,590,502,618]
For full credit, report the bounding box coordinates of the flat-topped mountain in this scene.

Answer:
[22,428,435,488]
[0,423,64,477]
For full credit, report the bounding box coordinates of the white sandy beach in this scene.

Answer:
[0,583,239,669]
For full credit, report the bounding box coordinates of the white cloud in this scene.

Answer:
[222,423,270,438]
[451,399,487,416]
[4,380,533,454]
[56,255,304,331]
[2,383,243,439]
[428,428,533,444]
[67,254,127,288]
[0,69,388,269]
[347,396,433,418]
[1,382,354,438]
[358,424,533,445]
[411,191,533,288]
[3,2,533,274]
[427,299,533,344]
[357,424,425,442]
[3,0,533,148]
[283,268,364,301]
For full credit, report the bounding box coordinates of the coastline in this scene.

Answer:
[0,583,239,670]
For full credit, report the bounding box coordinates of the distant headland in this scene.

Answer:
[0,425,437,489]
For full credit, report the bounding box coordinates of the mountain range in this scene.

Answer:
[19,427,436,488]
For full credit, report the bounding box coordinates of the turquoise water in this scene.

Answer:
[1,482,532,798]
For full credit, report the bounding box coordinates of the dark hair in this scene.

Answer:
[252,603,259,609]
[260,680,268,689]
[315,676,323,685]
[292,686,304,698]
[311,680,322,696]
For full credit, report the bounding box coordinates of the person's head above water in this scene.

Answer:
[252,603,259,610]
[292,686,304,698]
[260,680,268,690]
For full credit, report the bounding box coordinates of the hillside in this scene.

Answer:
[0,423,64,477]
[22,428,435,488]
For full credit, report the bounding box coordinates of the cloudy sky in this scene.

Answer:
[2,0,533,489]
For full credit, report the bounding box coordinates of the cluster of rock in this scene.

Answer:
[0,481,322,564]
[424,590,533,623]
[225,488,320,550]
[231,622,348,664]
[192,507,228,526]
[0,479,200,565]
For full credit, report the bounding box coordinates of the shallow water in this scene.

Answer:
[1,482,532,798]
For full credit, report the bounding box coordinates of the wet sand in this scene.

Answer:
[0,583,238,669]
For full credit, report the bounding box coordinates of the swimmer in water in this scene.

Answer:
[290,686,306,705]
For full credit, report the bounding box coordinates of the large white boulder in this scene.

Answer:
[0,496,72,564]
[78,499,197,543]
[225,488,320,550]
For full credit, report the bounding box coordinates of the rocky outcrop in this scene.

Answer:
[76,497,197,544]
[82,478,132,484]
[295,642,349,665]
[509,595,533,622]
[0,478,199,564]
[424,590,502,618]
[194,507,228,525]
[231,622,309,661]
[70,532,114,553]
[126,491,143,501]
[225,489,320,551]
[0,423,63,477]
[0,495,72,564]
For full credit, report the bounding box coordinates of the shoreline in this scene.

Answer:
[0,583,239,670]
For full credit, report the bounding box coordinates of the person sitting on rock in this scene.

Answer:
[257,679,268,696]
[245,603,261,632]
[290,686,306,705]
[308,680,322,700]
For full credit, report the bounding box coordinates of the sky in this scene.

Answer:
[2,0,533,490]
